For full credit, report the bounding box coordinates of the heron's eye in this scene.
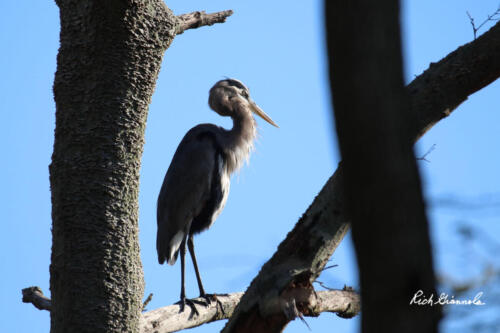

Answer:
[241,90,249,98]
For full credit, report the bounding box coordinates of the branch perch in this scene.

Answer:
[176,10,234,35]
[21,286,359,333]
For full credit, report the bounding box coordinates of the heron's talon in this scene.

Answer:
[203,293,226,316]
[200,293,213,306]
[176,298,200,319]
[191,298,209,307]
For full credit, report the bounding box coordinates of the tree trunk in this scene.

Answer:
[49,1,176,331]
[326,1,440,332]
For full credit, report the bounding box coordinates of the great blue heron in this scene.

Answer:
[157,78,278,313]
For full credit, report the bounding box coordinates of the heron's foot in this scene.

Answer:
[176,297,200,319]
[199,293,213,306]
[201,293,229,316]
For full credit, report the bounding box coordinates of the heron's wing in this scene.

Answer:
[156,125,222,265]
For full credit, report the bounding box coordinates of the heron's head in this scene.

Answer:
[208,78,278,127]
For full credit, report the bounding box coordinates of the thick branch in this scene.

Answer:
[408,20,500,141]
[140,293,243,333]
[21,287,359,333]
[175,10,233,35]
[222,20,500,333]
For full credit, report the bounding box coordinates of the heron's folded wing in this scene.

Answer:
[156,126,220,264]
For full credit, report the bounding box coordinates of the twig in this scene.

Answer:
[314,280,336,290]
[467,6,500,39]
[21,286,360,333]
[176,10,233,35]
[142,293,153,311]
[467,11,478,39]
[417,144,436,162]
[322,264,339,271]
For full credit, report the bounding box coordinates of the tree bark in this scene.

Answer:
[49,1,231,332]
[326,1,440,332]
[222,18,500,333]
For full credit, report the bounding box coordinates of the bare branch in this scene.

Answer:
[21,286,359,333]
[176,10,233,35]
[416,144,436,162]
[140,293,242,333]
[466,11,478,39]
[140,289,359,333]
[466,6,500,39]
[142,293,153,311]
[22,287,51,311]
[317,289,360,319]
[409,21,500,141]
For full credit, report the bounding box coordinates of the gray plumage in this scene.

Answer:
[156,124,230,265]
[156,78,277,308]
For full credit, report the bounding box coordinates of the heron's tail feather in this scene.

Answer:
[166,250,179,265]
[165,231,185,265]
[157,228,185,265]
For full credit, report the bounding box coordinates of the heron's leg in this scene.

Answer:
[187,236,226,315]
[187,235,207,297]
[177,236,200,317]
[179,236,187,301]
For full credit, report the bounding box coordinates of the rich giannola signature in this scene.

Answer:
[410,290,486,306]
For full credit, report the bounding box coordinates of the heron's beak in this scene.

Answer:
[248,99,279,128]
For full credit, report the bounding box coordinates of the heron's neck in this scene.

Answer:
[230,107,256,146]
[224,104,257,174]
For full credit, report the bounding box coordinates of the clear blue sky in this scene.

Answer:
[2,1,499,332]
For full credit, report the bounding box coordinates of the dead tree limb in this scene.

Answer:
[22,287,52,311]
[21,286,360,333]
[176,10,234,35]
[222,20,500,333]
